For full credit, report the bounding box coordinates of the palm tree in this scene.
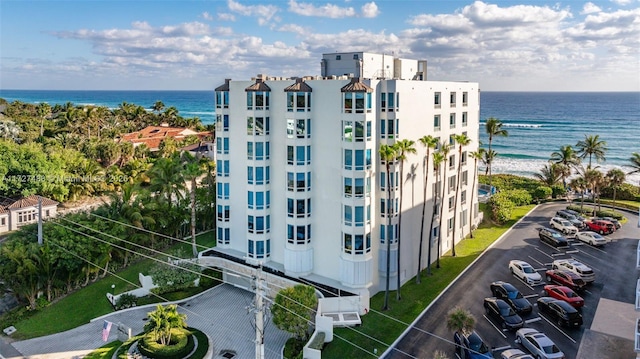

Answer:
[436,142,451,268]
[550,145,580,189]
[152,100,165,114]
[416,135,438,283]
[482,149,497,176]
[147,155,186,208]
[628,152,640,174]
[379,144,396,310]
[446,306,476,336]
[428,151,446,273]
[468,149,484,238]
[576,134,607,169]
[451,133,471,257]
[485,117,508,186]
[584,168,605,212]
[181,152,206,257]
[569,176,587,213]
[144,304,187,346]
[36,102,51,137]
[605,168,625,212]
[534,162,562,187]
[392,139,416,299]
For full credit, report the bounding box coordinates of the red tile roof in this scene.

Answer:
[119,125,212,151]
[4,195,58,210]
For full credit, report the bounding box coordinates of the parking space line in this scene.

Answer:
[525,317,542,324]
[524,294,539,299]
[539,314,578,344]
[512,275,535,290]
[569,257,599,272]
[528,255,546,267]
[483,315,507,339]
[534,247,555,259]
[574,249,601,263]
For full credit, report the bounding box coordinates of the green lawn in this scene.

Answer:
[8,231,217,340]
[321,204,536,358]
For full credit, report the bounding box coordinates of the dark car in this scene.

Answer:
[585,219,615,235]
[453,331,493,359]
[490,281,533,314]
[538,227,569,247]
[545,269,587,292]
[556,210,585,229]
[483,297,524,330]
[537,297,583,327]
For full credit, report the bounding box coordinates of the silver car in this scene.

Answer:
[501,348,534,359]
[515,328,565,359]
[575,231,607,246]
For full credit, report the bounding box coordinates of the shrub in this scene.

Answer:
[567,205,594,216]
[138,328,193,359]
[115,293,138,310]
[594,210,624,220]
[501,189,532,206]
[532,186,552,201]
[601,183,639,201]
[551,184,566,198]
[283,337,305,359]
[489,193,514,224]
[479,174,540,194]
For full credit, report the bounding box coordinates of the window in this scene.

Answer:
[381,93,386,110]
[217,182,230,200]
[381,198,398,217]
[249,191,270,209]
[461,190,467,204]
[461,151,467,165]
[247,117,270,136]
[288,224,311,244]
[215,91,229,109]
[344,205,352,225]
[462,112,468,127]
[462,92,468,106]
[246,92,253,110]
[254,92,269,110]
[387,93,395,112]
[217,227,230,245]
[450,92,456,107]
[248,166,270,185]
[336,55,341,60]
[449,154,455,170]
[287,93,311,112]
[353,54,358,59]
[449,135,455,146]
[248,215,270,234]
[380,224,398,244]
[448,175,456,193]
[449,196,455,210]
[449,113,456,129]
[434,92,441,107]
[216,137,229,154]
[344,233,352,252]
[217,160,230,177]
[448,217,454,232]
[434,115,441,131]
[462,170,468,186]
[248,239,270,259]
[217,205,230,222]
[344,92,372,113]
[380,171,399,191]
[298,119,310,138]
[287,172,311,191]
[344,93,353,113]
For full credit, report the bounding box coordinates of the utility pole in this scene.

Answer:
[254,265,265,359]
[37,196,43,245]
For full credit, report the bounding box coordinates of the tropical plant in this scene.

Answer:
[628,152,640,175]
[144,304,187,346]
[272,284,318,341]
[446,306,476,336]
[427,150,446,275]
[605,168,625,211]
[482,149,496,176]
[583,167,605,211]
[534,162,562,187]
[484,117,508,186]
[576,134,607,169]
[569,175,588,213]
[436,142,451,268]
[379,144,396,310]
[181,152,206,257]
[550,145,580,188]
[392,139,416,299]
[451,133,471,257]
[416,135,438,283]
[468,149,484,238]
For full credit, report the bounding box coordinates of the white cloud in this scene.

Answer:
[361,2,380,18]
[610,0,634,5]
[227,0,279,25]
[218,13,236,21]
[581,2,602,14]
[288,0,356,18]
[201,12,214,21]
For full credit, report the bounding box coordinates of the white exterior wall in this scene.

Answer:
[215,55,479,298]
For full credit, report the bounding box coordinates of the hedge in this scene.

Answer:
[138,328,194,359]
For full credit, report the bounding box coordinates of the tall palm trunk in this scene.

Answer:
[417,155,430,283]
[468,158,478,238]
[452,148,463,257]
[382,162,393,310]
[191,177,198,257]
[437,164,448,268]
[396,161,405,300]
[427,166,440,271]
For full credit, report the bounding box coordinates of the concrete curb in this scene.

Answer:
[380,204,540,358]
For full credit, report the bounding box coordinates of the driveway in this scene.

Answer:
[5,284,290,359]
[385,202,639,359]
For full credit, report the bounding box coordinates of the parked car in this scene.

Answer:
[509,260,543,286]
[575,231,607,246]
[593,216,621,230]
[537,297,583,327]
[500,348,534,359]
[490,281,533,314]
[552,259,595,283]
[453,331,493,359]
[543,285,584,308]
[515,328,565,359]
[545,269,587,292]
[483,297,524,330]
[585,219,615,235]
[549,217,578,236]
[538,227,569,247]
[558,209,586,228]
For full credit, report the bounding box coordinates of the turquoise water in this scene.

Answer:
[1,90,638,183]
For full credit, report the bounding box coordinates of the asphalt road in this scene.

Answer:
[385,202,639,359]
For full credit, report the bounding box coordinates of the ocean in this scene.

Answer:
[1,89,639,184]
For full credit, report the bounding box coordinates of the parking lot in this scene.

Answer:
[387,202,639,359]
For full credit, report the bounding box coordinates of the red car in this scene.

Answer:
[585,219,615,235]
[545,269,587,292]
[543,285,584,308]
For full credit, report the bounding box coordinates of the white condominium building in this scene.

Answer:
[213,52,480,299]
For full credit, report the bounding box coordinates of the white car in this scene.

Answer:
[509,260,542,286]
[552,259,595,283]
[515,328,565,359]
[549,217,578,237]
[575,231,607,247]
[500,348,534,359]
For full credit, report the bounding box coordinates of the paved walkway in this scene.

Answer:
[5,284,290,359]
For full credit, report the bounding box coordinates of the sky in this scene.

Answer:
[1,0,639,91]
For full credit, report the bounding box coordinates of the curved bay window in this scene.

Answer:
[343,232,372,254]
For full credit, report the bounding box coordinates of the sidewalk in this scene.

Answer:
[4,284,290,359]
